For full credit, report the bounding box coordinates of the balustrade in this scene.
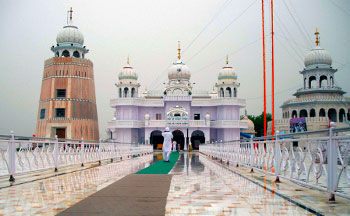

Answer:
[0,133,153,181]
[200,124,350,202]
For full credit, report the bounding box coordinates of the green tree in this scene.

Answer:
[242,112,272,137]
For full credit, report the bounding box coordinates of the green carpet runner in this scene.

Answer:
[136,152,179,174]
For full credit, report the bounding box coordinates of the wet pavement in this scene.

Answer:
[0,155,153,215]
[0,152,348,215]
[165,152,314,215]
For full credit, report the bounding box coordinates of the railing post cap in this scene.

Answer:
[329,122,336,128]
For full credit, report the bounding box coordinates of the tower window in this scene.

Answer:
[40,109,45,119]
[73,51,80,58]
[194,114,200,120]
[55,108,65,118]
[56,89,66,98]
[62,50,70,57]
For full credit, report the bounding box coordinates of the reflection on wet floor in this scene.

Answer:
[0,155,153,216]
[166,152,312,215]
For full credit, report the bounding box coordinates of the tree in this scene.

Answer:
[242,112,272,137]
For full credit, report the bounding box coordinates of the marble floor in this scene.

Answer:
[0,155,153,215]
[165,152,313,215]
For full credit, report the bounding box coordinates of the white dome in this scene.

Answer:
[242,116,255,133]
[168,60,191,80]
[304,46,332,67]
[56,25,84,44]
[119,64,138,80]
[218,66,236,80]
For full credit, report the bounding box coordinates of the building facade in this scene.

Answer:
[35,8,99,140]
[107,45,247,149]
[268,29,350,134]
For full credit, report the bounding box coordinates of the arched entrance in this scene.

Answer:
[328,108,337,122]
[150,130,164,150]
[191,130,205,150]
[172,130,185,150]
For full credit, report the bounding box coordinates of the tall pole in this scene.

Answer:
[262,0,267,137]
[271,0,275,136]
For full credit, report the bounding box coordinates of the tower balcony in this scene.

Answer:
[293,86,345,96]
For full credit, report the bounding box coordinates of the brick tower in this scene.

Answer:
[35,8,99,140]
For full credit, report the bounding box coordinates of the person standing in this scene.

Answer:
[173,140,177,152]
[162,127,173,162]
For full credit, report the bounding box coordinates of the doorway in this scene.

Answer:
[172,130,185,150]
[56,128,66,139]
[150,130,164,150]
[191,130,205,150]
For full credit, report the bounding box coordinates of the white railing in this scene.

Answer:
[0,133,153,181]
[210,120,248,128]
[108,120,145,128]
[200,124,350,202]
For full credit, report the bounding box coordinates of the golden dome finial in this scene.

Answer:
[177,41,181,60]
[69,7,73,21]
[226,55,229,65]
[315,28,320,46]
[127,55,130,64]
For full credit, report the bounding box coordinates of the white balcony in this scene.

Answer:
[108,120,145,128]
[146,120,207,128]
[192,97,246,107]
[110,98,163,107]
[210,120,248,128]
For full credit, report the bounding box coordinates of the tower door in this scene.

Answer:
[56,128,66,139]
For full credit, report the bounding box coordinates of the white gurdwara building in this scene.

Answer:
[268,29,350,134]
[107,44,248,149]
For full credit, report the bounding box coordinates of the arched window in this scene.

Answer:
[330,76,334,87]
[319,75,327,88]
[328,108,337,122]
[123,87,129,97]
[319,108,326,117]
[287,111,290,118]
[310,109,316,117]
[234,88,237,97]
[56,51,59,57]
[73,51,80,58]
[119,88,122,98]
[131,88,136,98]
[62,50,70,57]
[309,76,316,88]
[339,108,345,122]
[220,88,224,97]
[300,109,308,118]
[292,110,297,118]
[225,87,232,97]
[304,78,307,89]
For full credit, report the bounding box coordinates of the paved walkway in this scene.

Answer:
[165,152,313,215]
[0,155,153,215]
[0,152,349,215]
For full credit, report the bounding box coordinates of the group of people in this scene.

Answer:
[161,127,178,162]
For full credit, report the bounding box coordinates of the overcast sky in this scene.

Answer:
[0,0,349,138]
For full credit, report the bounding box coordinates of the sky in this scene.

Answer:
[0,0,349,138]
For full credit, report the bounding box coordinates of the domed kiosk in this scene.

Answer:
[268,29,350,134]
